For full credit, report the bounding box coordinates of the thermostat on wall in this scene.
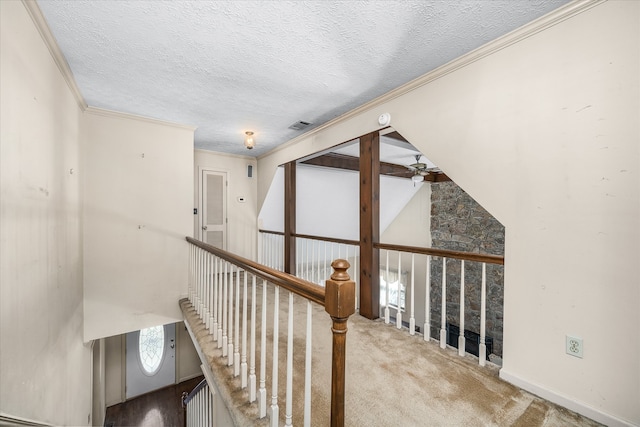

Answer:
[237,197,246,203]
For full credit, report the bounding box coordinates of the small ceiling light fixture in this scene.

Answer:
[412,173,424,184]
[244,131,255,150]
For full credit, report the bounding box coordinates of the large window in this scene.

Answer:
[139,325,165,375]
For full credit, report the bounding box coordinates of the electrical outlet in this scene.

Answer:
[566,335,583,358]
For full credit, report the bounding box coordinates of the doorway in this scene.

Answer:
[125,323,176,399]
[200,170,227,248]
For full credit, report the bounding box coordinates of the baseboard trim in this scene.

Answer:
[178,372,204,384]
[0,412,52,426]
[499,369,637,427]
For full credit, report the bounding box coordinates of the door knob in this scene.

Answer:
[202,225,207,230]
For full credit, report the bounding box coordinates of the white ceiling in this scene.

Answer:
[37,0,569,158]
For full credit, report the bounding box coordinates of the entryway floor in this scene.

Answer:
[104,375,203,427]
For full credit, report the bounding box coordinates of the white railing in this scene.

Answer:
[378,244,504,367]
[187,237,354,427]
[259,230,360,312]
[259,230,284,271]
[183,379,214,427]
[256,230,504,367]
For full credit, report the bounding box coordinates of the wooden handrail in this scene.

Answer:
[376,242,504,265]
[187,237,355,426]
[294,233,359,247]
[260,229,359,247]
[182,378,207,406]
[259,229,284,236]
[186,237,325,306]
[257,230,504,265]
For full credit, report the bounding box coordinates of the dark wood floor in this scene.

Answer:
[104,376,204,427]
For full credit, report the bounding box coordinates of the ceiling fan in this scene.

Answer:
[406,154,440,183]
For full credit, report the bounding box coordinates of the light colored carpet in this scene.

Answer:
[181,286,601,427]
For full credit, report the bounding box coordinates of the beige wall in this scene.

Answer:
[104,335,124,407]
[0,1,92,424]
[194,149,258,259]
[258,2,639,425]
[82,109,194,341]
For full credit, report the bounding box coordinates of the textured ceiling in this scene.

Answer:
[37,0,569,157]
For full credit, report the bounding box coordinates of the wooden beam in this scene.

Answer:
[301,152,416,179]
[359,132,380,320]
[284,162,296,274]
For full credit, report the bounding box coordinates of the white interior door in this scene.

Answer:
[125,323,176,399]
[201,170,227,248]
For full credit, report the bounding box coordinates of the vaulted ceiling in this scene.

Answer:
[37,0,569,158]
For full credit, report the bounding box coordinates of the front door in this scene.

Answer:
[201,170,227,248]
[125,323,176,399]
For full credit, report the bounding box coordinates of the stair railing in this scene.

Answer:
[258,230,505,367]
[186,236,355,427]
[181,378,212,427]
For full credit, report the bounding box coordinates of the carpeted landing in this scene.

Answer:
[180,290,601,427]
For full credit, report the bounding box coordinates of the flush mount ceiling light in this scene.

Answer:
[412,173,424,183]
[244,131,255,150]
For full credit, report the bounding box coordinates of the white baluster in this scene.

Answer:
[188,244,193,303]
[304,239,312,280]
[249,275,257,402]
[424,255,431,342]
[270,285,280,427]
[217,258,223,346]
[397,251,402,329]
[354,247,359,312]
[479,263,487,366]
[310,239,316,283]
[199,248,204,318]
[285,292,294,426]
[323,241,329,285]
[195,247,200,316]
[195,389,199,427]
[241,271,248,388]
[385,250,390,324]
[228,265,234,365]
[330,243,335,275]
[440,257,447,349]
[234,268,241,374]
[222,262,228,355]
[208,254,214,332]
[212,257,218,338]
[458,260,466,357]
[259,280,267,418]
[205,253,210,330]
[304,300,312,427]
[410,253,415,335]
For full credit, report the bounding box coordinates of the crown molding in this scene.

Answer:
[259,0,607,161]
[195,148,257,162]
[85,107,197,132]
[22,0,88,111]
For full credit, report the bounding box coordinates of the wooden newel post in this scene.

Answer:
[325,259,356,427]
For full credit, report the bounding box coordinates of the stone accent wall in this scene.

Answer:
[429,182,505,357]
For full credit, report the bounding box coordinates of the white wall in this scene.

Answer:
[83,109,194,341]
[257,2,639,425]
[91,339,106,427]
[259,165,424,240]
[194,149,258,259]
[0,1,92,425]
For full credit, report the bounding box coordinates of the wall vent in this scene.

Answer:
[288,121,312,131]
